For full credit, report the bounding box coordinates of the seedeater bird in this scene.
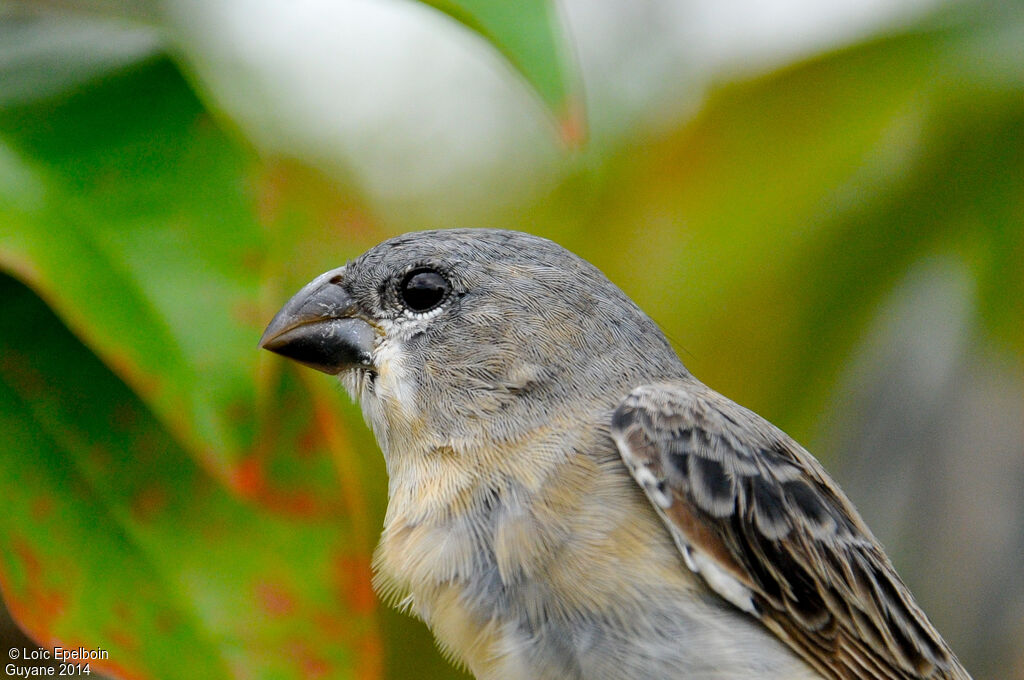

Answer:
[260,229,971,680]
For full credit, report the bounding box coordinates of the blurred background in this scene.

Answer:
[0,0,1021,678]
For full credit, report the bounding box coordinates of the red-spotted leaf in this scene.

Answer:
[0,275,379,679]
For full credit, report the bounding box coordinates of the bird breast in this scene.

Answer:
[371,424,820,679]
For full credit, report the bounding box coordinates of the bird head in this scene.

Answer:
[260,229,684,455]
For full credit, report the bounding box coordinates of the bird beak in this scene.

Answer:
[259,266,376,375]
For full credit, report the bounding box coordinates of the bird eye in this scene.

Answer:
[399,269,450,313]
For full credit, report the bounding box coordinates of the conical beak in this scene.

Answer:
[259,267,375,375]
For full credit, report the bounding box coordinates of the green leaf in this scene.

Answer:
[416,0,583,141]
[0,59,260,474]
[0,274,375,680]
[0,59,371,495]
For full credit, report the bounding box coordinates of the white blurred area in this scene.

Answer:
[3,0,947,225]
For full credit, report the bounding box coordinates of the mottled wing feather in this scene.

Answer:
[611,380,970,680]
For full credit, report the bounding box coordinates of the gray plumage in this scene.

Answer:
[261,228,972,680]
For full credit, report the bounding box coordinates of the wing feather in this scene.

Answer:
[611,380,971,680]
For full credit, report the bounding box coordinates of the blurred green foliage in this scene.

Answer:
[0,1,1021,679]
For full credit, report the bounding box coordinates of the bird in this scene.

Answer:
[259,228,972,680]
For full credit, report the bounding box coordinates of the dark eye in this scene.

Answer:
[399,268,450,313]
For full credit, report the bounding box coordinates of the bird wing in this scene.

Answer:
[610,380,970,680]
